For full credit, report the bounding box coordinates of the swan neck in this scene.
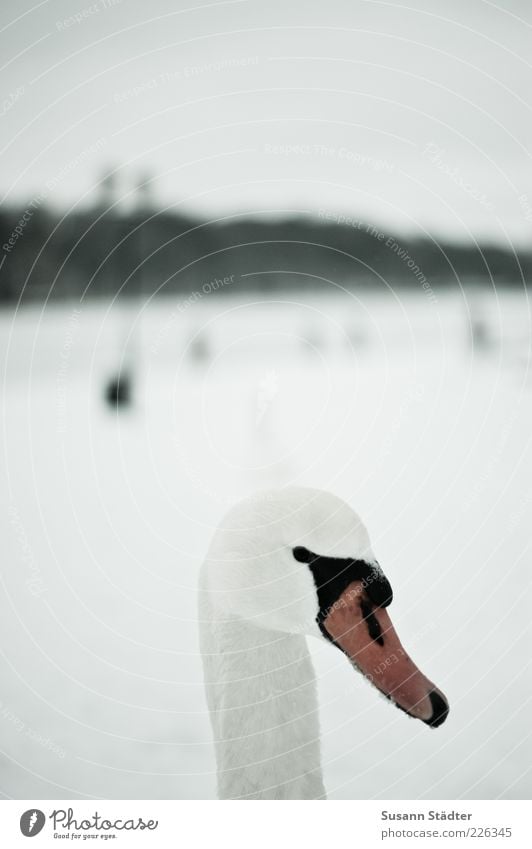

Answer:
[200,610,325,800]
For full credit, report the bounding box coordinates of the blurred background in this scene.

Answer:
[1,0,531,800]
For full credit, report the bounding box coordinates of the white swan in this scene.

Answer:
[199,487,449,800]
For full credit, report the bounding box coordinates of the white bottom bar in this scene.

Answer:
[0,800,528,848]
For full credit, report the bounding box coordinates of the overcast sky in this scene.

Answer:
[1,0,531,246]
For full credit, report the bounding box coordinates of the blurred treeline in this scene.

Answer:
[1,203,530,303]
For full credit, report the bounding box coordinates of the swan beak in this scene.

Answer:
[321,582,449,727]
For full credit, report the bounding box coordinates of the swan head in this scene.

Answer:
[204,486,449,728]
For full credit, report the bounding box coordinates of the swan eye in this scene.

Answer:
[292,546,313,563]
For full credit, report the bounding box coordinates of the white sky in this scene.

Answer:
[1,0,531,246]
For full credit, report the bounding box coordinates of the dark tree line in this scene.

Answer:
[1,204,530,304]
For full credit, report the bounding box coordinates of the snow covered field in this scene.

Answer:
[1,286,531,799]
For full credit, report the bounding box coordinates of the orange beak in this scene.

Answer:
[322,581,449,727]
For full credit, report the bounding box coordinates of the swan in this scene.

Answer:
[198,487,449,800]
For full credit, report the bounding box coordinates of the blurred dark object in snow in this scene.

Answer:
[344,321,368,352]
[188,331,210,363]
[301,324,324,353]
[471,316,492,351]
[104,370,133,408]
[467,297,495,353]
